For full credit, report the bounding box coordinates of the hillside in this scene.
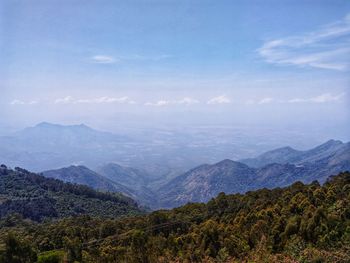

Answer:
[0,165,141,221]
[1,171,349,262]
[96,163,149,189]
[158,160,257,208]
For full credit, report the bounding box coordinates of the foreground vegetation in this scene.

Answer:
[0,171,349,262]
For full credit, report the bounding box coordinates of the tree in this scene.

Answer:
[1,234,37,263]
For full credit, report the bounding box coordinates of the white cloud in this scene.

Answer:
[10,99,38,105]
[258,97,274,104]
[207,95,231,104]
[144,100,169,106]
[54,96,136,104]
[245,93,345,105]
[54,96,74,104]
[10,100,25,105]
[91,55,117,64]
[177,97,199,105]
[145,97,199,107]
[258,13,350,71]
[288,93,344,103]
[90,54,171,64]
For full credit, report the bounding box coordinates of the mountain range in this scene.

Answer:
[38,139,350,209]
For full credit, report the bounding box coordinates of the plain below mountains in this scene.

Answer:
[0,122,250,178]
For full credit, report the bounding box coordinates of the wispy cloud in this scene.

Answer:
[288,93,345,103]
[246,93,345,105]
[54,96,74,104]
[54,96,136,104]
[144,97,199,106]
[91,55,117,64]
[207,95,231,104]
[10,99,38,105]
[258,13,350,71]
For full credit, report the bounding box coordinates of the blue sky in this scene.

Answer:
[1,0,349,135]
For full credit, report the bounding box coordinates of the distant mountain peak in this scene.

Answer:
[268,146,298,153]
[35,122,59,128]
[66,165,89,170]
[34,122,92,130]
[216,159,235,165]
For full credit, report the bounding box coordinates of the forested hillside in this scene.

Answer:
[1,171,349,262]
[0,165,141,221]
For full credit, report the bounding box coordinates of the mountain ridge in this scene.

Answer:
[158,140,350,208]
[42,165,133,194]
[240,139,346,167]
[42,164,157,208]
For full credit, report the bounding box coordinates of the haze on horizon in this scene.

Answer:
[1,0,350,146]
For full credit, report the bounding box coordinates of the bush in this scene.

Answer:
[37,250,65,263]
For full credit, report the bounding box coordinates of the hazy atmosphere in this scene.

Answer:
[1,0,349,143]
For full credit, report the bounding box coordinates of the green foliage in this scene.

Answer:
[0,233,37,263]
[37,250,64,263]
[0,171,349,262]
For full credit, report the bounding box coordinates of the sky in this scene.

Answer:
[1,0,349,139]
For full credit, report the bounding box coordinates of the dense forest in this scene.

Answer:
[0,165,141,221]
[0,169,349,262]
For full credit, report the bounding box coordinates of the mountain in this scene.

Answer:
[158,140,350,208]
[158,160,257,208]
[0,165,141,221]
[241,139,346,167]
[0,122,131,171]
